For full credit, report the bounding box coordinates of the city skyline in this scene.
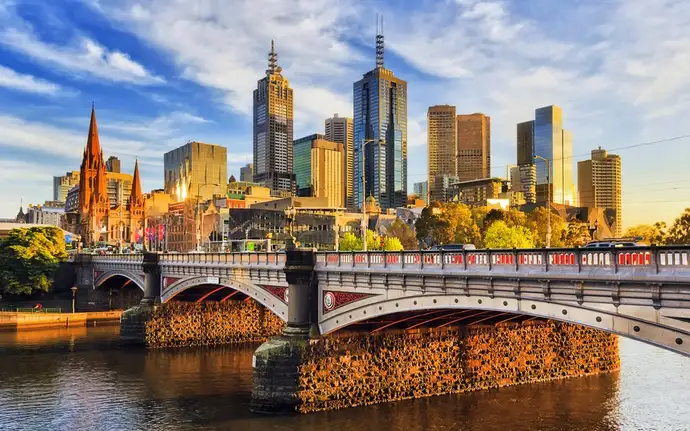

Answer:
[1,1,690,228]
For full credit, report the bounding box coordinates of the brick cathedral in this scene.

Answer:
[78,106,146,246]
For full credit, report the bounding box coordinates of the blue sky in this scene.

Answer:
[1,0,689,228]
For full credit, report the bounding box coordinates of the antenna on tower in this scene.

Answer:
[376,14,385,68]
[268,39,278,74]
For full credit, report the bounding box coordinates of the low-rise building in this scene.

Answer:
[450,177,508,207]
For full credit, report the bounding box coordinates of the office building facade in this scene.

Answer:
[578,148,622,236]
[456,113,491,182]
[325,114,354,210]
[240,163,253,183]
[253,41,295,195]
[533,105,574,205]
[515,120,536,204]
[353,26,407,211]
[164,141,227,203]
[293,134,344,208]
[427,105,456,202]
[413,181,428,205]
[53,171,80,202]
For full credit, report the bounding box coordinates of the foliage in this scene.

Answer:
[383,236,404,251]
[436,203,481,245]
[415,203,443,246]
[339,232,362,251]
[667,209,690,245]
[0,227,68,295]
[385,218,418,250]
[483,221,534,249]
[526,207,567,248]
[563,223,591,247]
[624,223,667,245]
[366,229,381,251]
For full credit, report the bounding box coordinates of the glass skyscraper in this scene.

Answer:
[353,27,407,211]
[533,105,574,205]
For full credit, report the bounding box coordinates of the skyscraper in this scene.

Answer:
[364,139,387,206]
[164,141,227,202]
[240,163,253,182]
[578,148,622,236]
[456,113,491,182]
[253,40,295,195]
[427,105,456,202]
[53,171,80,202]
[516,120,536,203]
[353,19,407,211]
[293,134,344,208]
[413,181,428,205]
[533,105,574,205]
[325,114,354,209]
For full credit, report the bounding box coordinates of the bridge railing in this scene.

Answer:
[90,254,144,264]
[316,246,690,275]
[159,252,285,266]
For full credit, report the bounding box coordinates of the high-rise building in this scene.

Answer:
[456,113,491,182]
[293,134,344,208]
[533,105,574,205]
[578,148,622,236]
[240,163,253,183]
[431,174,459,203]
[253,40,295,195]
[515,121,536,204]
[105,156,121,173]
[164,141,227,202]
[53,171,80,202]
[364,139,387,205]
[353,20,407,211]
[325,114,354,210]
[516,121,534,166]
[427,105,456,203]
[413,181,428,205]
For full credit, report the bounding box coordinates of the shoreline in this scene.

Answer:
[0,310,122,331]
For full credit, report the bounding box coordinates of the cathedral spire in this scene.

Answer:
[131,159,143,201]
[86,104,102,160]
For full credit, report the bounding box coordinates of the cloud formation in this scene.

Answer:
[0,65,62,95]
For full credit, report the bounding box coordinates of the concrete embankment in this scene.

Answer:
[0,311,123,330]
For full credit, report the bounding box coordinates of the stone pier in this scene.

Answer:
[120,252,160,344]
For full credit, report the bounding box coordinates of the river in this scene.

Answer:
[0,325,688,431]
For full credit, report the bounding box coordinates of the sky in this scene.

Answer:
[1,0,689,228]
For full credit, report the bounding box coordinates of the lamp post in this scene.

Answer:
[70,286,78,314]
[360,139,382,252]
[534,155,551,248]
[196,182,219,252]
[284,206,297,249]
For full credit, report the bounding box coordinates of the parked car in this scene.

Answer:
[584,239,647,248]
[429,244,476,251]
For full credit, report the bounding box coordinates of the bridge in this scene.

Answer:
[74,246,690,357]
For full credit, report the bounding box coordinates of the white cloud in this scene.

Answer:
[0,5,164,85]
[0,65,62,95]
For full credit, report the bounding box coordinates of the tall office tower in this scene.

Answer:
[253,40,295,195]
[427,105,457,203]
[364,139,387,205]
[53,171,80,202]
[325,114,354,209]
[534,105,574,205]
[105,156,121,173]
[240,163,253,182]
[293,134,344,208]
[353,18,407,211]
[164,141,228,202]
[516,120,536,203]
[578,148,622,236]
[413,181,428,205]
[456,113,491,182]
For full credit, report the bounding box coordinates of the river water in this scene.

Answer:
[0,326,688,431]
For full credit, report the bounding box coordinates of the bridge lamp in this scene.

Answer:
[71,286,78,314]
[284,206,297,249]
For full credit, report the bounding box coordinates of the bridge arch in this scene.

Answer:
[94,270,144,291]
[319,293,690,358]
[161,276,288,322]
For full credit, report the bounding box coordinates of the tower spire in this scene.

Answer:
[130,159,143,206]
[86,104,102,158]
[268,39,278,74]
[376,14,384,68]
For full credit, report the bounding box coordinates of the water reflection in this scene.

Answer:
[0,327,688,431]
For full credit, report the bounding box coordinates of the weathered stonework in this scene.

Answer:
[294,322,619,413]
[144,300,284,348]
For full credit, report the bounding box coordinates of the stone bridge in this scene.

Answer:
[75,246,690,357]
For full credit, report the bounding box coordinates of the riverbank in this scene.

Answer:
[0,310,122,331]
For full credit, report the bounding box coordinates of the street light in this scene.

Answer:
[196,182,220,252]
[360,138,383,252]
[284,206,297,249]
[71,286,78,314]
[534,155,551,248]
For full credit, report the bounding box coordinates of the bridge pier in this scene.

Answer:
[251,248,317,414]
[120,253,161,344]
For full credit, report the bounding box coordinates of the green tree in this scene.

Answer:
[437,203,480,245]
[339,232,362,251]
[483,221,534,249]
[366,229,381,251]
[626,222,667,245]
[383,236,404,251]
[563,223,590,247]
[415,203,443,246]
[0,227,68,295]
[667,209,690,245]
[526,207,567,247]
[385,218,418,250]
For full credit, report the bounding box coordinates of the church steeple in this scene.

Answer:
[129,160,145,214]
[79,104,108,215]
[85,104,102,165]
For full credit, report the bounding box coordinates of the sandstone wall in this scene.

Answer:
[144,300,284,348]
[297,321,619,413]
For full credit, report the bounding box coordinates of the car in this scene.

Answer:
[584,239,647,248]
[429,244,476,251]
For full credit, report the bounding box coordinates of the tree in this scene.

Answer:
[563,223,590,247]
[625,222,667,245]
[383,236,404,251]
[385,218,418,250]
[667,209,690,245]
[415,203,443,246]
[366,229,381,251]
[436,203,480,245]
[339,232,362,251]
[526,207,567,247]
[0,227,68,295]
[483,221,534,249]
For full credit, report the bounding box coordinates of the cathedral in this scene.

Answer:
[78,106,146,246]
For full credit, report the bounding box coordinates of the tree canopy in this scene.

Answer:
[667,209,690,245]
[385,218,418,250]
[339,230,406,251]
[483,221,535,249]
[0,227,68,295]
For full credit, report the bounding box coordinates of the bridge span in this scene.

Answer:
[75,246,690,357]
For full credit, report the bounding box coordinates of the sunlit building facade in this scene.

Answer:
[164,141,227,203]
[534,105,574,205]
[578,148,622,236]
[427,105,456,203]
[293,134,344,208]
[325,114,354,210]
[456,113,491,182]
